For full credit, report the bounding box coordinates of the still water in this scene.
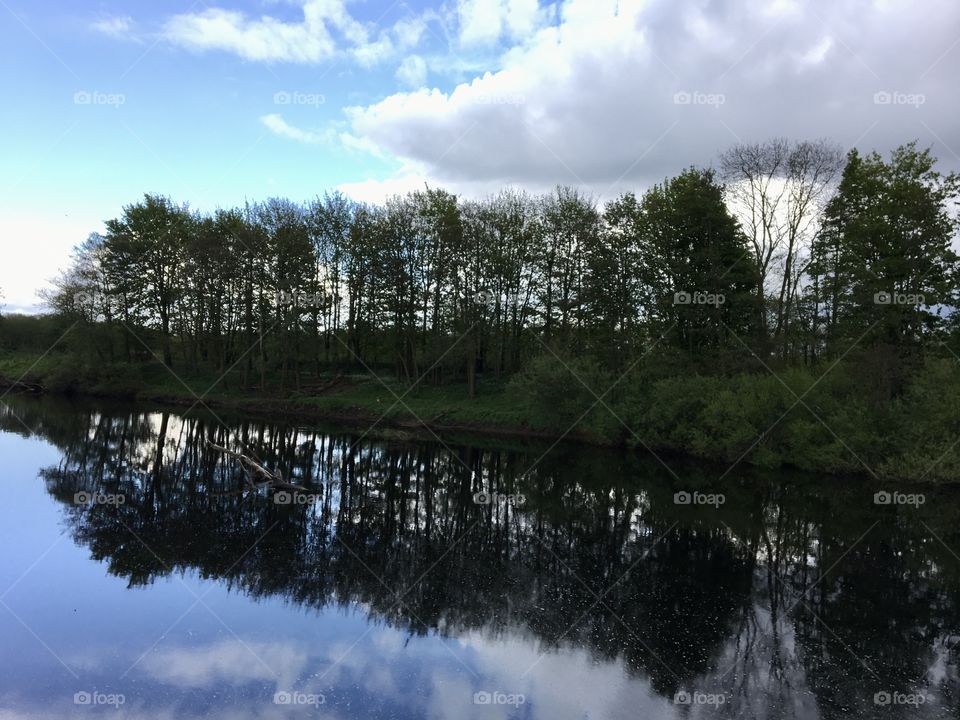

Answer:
[0,394,958,719]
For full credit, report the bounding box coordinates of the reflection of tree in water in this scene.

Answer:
[6,396,960,718]
[698,484,960,719]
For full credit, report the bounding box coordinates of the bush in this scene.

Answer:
[881,358,960,482]
[508,353,620,438]
[43,359,143,399]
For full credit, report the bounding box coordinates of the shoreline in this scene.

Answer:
[3,358,955,485]
[0,375,946,487]
[138,390,598,444]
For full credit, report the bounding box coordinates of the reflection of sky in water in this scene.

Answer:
[0,431,673,720]
[3,401,958,720]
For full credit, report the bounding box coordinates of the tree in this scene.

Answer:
[102,194,191,367]
[538,187,600,349]
[719,139,843,359]
[584,192,645,367]
[634,168,758,361]
[809,143,960,363]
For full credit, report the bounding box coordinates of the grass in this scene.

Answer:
[9,349,959,482]
[0,350,543,436]
[0,352,63,381]
[291,376,530,427]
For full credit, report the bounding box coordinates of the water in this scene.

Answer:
[0,393,958,719]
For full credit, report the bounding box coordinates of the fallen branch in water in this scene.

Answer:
[207,441,310,493]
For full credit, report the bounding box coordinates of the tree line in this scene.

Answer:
[46,139,958,398]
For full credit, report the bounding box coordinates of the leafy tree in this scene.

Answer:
[810,144,960,360]
[102,194,191,367]
[634,168,758,361]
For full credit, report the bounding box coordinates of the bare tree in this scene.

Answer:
[720,139,843,358]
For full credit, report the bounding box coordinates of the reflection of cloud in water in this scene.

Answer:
[140,638,307,691]
[130,621,673,719]
[456,629,671,720]
[314,620,674,719]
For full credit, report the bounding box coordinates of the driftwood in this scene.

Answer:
[0,376,44,393]
[207,441,309,493]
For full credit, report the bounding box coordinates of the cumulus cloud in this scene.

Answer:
[457,0,546,46]
[338,172,431,204]
[260,113,326,143]
[397,55,428,87]
[343,0,960,199]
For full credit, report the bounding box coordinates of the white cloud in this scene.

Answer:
[393,15,429,49]
[458,0,503,46]
[161,0,368,63]
[504,0,543,38]
[163,7,334,62]
[457,0,549,46]
[161,0,435,66]
[352,33,394,67]
[91,15,138,41]
[797,36,833,69]
[397,55,428,88]
[260,113,326,143]
[341,0,960,198]
[338,131,388,158]
[337,172,431,204]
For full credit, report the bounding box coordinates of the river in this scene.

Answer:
[0,394,957,719]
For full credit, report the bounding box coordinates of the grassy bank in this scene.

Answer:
[0,352,560,441]
[2,350,959,483]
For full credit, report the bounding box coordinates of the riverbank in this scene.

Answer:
[0,353,587,443]
[2,351,958,483]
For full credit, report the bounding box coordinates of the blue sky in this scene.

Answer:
[2,0,959,312]
[2,1,435,221]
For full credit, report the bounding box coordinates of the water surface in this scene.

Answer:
[0,394,958,719]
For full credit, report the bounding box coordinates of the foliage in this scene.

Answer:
[3,140,960,481]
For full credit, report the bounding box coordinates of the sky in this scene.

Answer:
[1,0,959,313]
